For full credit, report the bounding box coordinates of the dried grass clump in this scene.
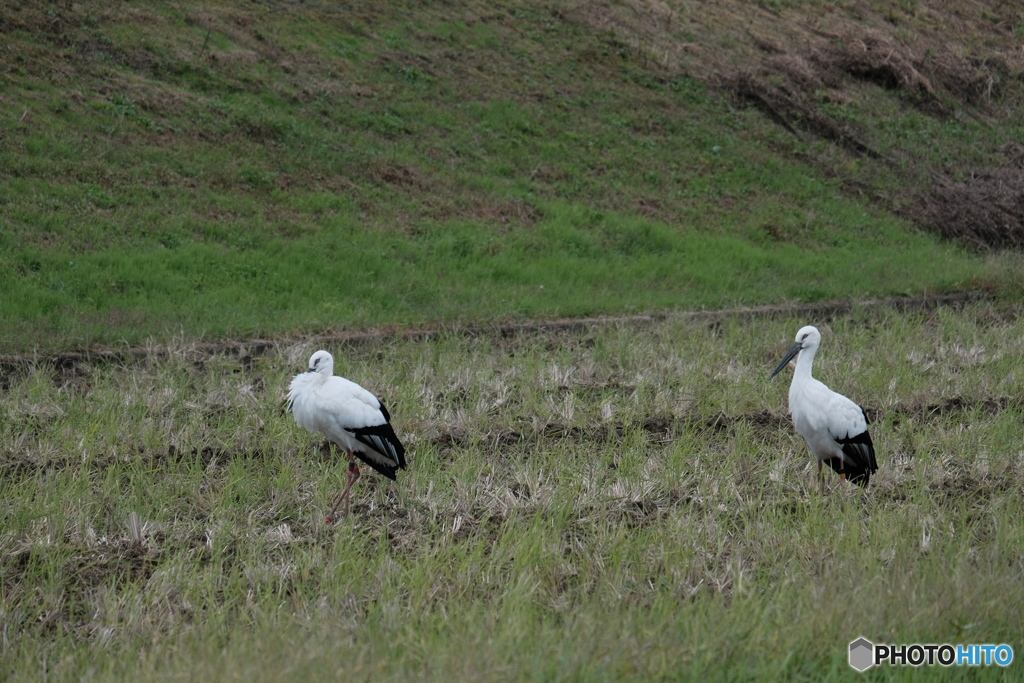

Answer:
[918,144,1024,250]
[827,31,940,106]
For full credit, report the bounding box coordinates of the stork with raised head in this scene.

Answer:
[770,325,877,493]
[288,350,407,523]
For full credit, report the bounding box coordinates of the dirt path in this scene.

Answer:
[2,290,999,382]
[0,290,996,378]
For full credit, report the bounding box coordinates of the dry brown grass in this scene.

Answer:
[569,0,1024,249]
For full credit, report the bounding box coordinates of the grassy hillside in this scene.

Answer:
[2,0,1022,353]
[2,303,1022,679]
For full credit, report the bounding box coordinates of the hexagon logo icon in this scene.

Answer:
[849,637,875,672]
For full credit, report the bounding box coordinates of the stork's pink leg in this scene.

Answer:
[818,459,824,495]
[326,460,361,524]
[344,461,360,518]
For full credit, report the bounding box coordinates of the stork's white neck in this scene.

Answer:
[794,344,817,381]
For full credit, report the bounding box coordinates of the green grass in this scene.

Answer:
[2,198,997,353]
[1,1,1021,353]
[2,302,1022,680]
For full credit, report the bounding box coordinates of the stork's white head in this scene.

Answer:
[793,325,820,351]
[306,350,335,377]
[770,325,821,378]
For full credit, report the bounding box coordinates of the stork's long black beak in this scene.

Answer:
[306,368,316,373]
[770,341,803,379]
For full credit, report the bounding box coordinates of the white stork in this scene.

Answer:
[288,350,407,523]
[770,325,877,493]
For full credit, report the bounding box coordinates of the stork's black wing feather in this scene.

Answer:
[825,410,878,486]
[347,410,407,481]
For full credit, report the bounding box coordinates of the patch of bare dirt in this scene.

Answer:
[366,160,430,189]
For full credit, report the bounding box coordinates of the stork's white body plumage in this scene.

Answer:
[771,326,877,491]
[288,350,406,521]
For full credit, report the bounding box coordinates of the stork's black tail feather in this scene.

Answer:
[824,455,873,486]
[830,422,878,486]
[352,450,403,480]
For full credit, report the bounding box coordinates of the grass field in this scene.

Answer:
[2,301,1022,680]
[3,0,1024,679]
[2,0,1023,352]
